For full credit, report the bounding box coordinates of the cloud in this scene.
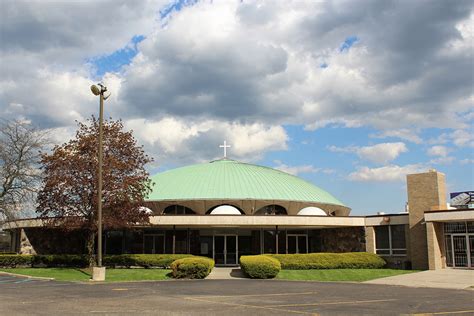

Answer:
[451,129,474,147]
[370,129,422,144]
[460,158,474,165]
[125,118,288,165]
[348,164,426,182]
[273,161,320,176]
[329,142,408,165]
[0,0,473,166]
[427,145,450,157]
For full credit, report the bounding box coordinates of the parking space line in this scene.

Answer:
[264,298,398,308]
[190,291,318,299]
[409,311,474,315]
[185,296,319,315]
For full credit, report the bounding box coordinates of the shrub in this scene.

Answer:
[170,257,215,279]
[268,252,385,270]
[32,255,88,267]
[103,254,194,268]
[240,255,281,279]
[0,255,33,267]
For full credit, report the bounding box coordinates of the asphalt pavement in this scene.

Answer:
[1,274,473,315]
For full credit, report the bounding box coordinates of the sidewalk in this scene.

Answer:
[364,269,474,290]
[207,267,246,280]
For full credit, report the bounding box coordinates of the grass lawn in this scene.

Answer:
[276,269,418,282]
[0,268,172,282]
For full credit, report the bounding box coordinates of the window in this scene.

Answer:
[163,205,195,215]
[374,225,406,256]
[255,205,287,215]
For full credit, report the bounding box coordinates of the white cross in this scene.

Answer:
[219,140,231,158]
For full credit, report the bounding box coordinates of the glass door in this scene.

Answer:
[213,235,238,266]
[143,235,164,254]
[287,234,308,254]
[452,235,468,268]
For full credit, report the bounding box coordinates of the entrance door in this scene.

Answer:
[452,235,468,267]
[287,234,308,254]
[213,235,238,266]
[143,235,165,254]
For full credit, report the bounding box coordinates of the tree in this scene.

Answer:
[37,117,152,265]
[0,120,48,222]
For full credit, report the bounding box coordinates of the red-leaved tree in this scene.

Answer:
[37,117,153,265]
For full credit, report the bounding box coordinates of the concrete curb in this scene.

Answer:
[0,271,54,281]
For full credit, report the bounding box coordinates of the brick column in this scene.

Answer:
[427,222,445,270]
[365,226,376,253]
[407,170,446,270]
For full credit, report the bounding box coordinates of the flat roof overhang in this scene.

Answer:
[424,209,474,222]
[2,215,365,230]
[148,215,365,228]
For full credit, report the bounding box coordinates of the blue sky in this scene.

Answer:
[1,0,473,215]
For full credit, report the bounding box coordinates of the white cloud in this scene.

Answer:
[273,160,320,176]
[460,158,474,165]
[451,129,474,147]
[329,142,408,165]
[427,145,450,157]
[348,164,426,182]
[370,129,422,144]
[125,117,288,165]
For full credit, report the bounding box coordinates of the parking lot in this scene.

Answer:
[0,274,473,315]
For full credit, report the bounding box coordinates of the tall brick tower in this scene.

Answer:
[406,170,446,270]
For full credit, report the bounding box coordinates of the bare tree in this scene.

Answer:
[0,120,48,222]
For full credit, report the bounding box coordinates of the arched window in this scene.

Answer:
[254,205,287,215]
[206,205,244,215]
[163,205,195,215]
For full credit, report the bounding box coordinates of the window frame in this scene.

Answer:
[375,225,407,256]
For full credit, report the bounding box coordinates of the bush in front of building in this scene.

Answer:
[240,255,281,279]
[32,255,89,267]
[268,252,386,269]
[104,254,194,268]
[0,254,34,267]
[170,257,215,279]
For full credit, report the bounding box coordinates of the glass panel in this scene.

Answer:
[238,236,252,258]
[287,236,297,254]
[308,230,321,253]
[391,225,406,249]
[251,230,261,255]
[214,236,225,265]
[453,236,468,267]
[199,236,213,258]
[375,226,390,249]
[263,230,276,254]
[444,222,467,233]
[392,249,407,255]
[226,236,237,265]
[445,235,453,267]
[467,222,474,233]
[298,236,307,254]
[376,249,390,255]
[165,231,173,253]
[144,235,154,254]
[175,231,188,254]
[128,231,143,254]
[154,235,165,254]
[278,231,286,254]
[469,236,474,268]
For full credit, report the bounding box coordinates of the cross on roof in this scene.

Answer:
[219,140,231,158]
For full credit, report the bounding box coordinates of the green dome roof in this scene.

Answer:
[147,159,346,207]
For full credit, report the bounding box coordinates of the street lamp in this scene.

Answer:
[90,83,110,281]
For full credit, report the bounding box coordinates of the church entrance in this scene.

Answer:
[214,235,238,266]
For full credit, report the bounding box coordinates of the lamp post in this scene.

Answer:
[90,83,110,281]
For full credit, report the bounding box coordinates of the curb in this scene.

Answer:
[0,271,54,281]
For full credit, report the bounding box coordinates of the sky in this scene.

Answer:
[1,0,473,215]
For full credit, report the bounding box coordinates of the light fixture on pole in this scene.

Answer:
[90,83,110,281]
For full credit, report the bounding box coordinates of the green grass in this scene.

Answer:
[0,268,172,282]
[276,269,418,282]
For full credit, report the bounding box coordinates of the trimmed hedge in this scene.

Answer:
[0,255,33,267]
[103,254,194,268]
[240,255,281,279]
[0,254,195,268]
[268,252,386,270]
[170,257,215,279]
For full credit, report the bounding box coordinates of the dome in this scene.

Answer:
[297,207,327,216]
[147,159,347,210]
[209,205,242,215]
